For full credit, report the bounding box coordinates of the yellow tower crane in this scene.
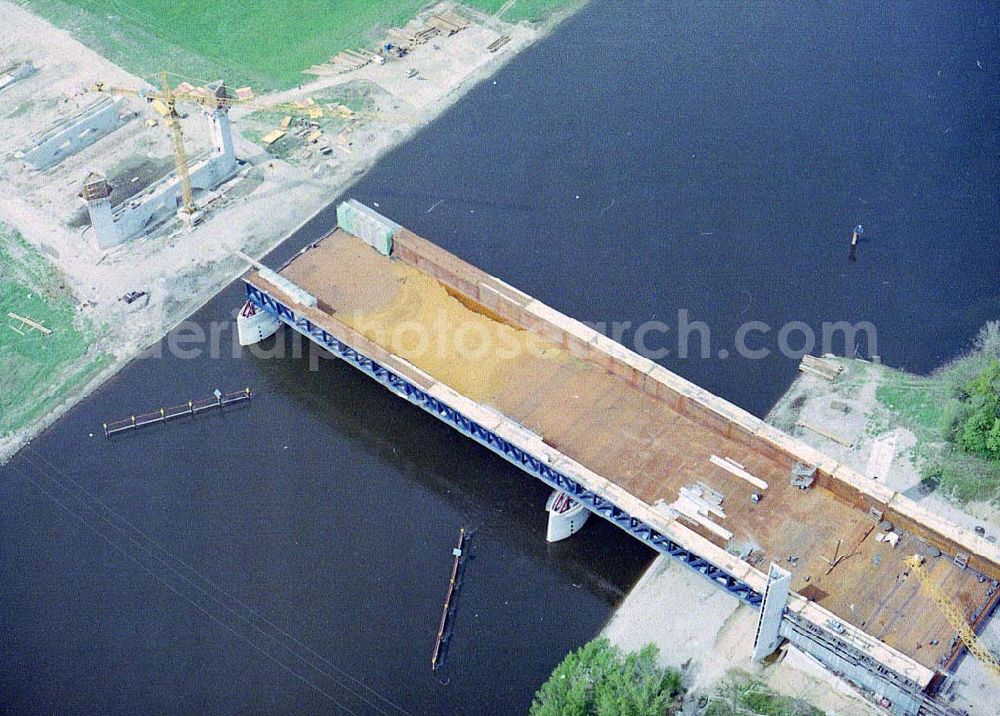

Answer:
[905,554,1000,681]
[92,73,244,219]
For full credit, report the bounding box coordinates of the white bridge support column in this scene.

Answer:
[752,563,791,662]
[80,172,122,249]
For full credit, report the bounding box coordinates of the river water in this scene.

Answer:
[2,2,998,714]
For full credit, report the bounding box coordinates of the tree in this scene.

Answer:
[956,359,1000,459]
[531,639,683,716]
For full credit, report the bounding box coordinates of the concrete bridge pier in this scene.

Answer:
[79,172,121,249]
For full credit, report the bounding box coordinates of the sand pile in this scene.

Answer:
[339,260,571,402]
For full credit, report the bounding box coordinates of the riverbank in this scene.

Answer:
[602,556,881,715]
[0,0,583,462]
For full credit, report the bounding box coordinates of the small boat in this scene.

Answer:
[545,489,590,542]
[236,299,280,346]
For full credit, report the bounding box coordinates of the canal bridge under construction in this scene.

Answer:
[240,201,1000,716]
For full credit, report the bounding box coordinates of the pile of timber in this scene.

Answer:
[429,11,469,35]
[306,49,373,76]
[306,10,469,77]
[799,354,843,381]
[415,26,442,43]
[332,49,371,71]
[487,35,511,53]
[388,24,441,51]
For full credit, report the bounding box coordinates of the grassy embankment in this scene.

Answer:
[867,323,1000,502]
[0,223,111,439]
[18,0,576,92]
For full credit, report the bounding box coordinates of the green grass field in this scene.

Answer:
[19,0,575,92]
[0,224,110,438]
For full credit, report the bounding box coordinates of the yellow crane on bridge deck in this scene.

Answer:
[905,554,1000,682]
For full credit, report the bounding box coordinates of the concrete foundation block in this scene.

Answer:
[19,97,125,170]
[337,200,401,255]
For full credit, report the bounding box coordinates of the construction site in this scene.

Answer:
[241,202,1000,715]
[2,2,998,715]
[0,0,546,453]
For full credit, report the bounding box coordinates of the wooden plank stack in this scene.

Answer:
[415,26,442,44]
[429,12,469,35]
[487,35,511,53]
[798,354,843,381]
[306,9,469,76]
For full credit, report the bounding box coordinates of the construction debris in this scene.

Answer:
[261,129,286,145]
[796,420,853,447]
[710,454,768,490]
[866,432,897,480]
[799,354,844,381]
[790,463,817,489]
[671,484,733,541]
[7,312,52,336]
[876,531,901,548]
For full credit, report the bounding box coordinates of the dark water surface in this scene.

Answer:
[3,2,998,714]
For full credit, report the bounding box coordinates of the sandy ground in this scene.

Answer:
[0,1,570,460]
[603,556,882,715]
[767,359,1000,534]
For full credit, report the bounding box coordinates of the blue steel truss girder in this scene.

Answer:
[245,282,762,607]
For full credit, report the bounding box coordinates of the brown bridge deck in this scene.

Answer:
[265,227,998,675]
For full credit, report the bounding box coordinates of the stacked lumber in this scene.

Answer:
[414,26,441,44]
[487,35,511,53]
[305,9,468,77]
[438,11,470,29]
[326,50,371,74]
[387,28,417,50]
[429,12,468,35]
[799,354,843,381]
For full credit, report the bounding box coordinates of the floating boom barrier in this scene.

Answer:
[103,387,252,437]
